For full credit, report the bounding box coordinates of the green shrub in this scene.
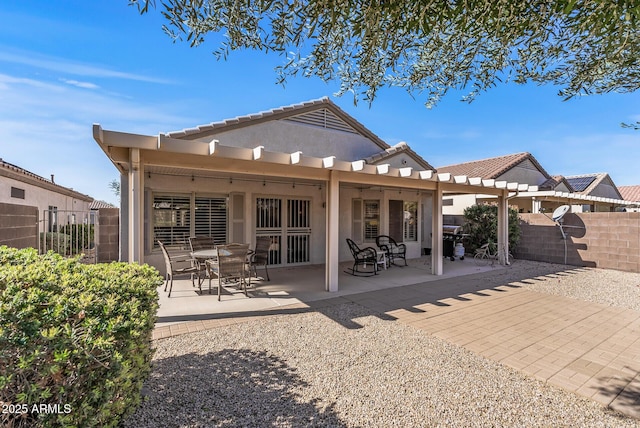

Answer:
[59,224,95,252]
[0,246,162,428]
[39,232,73,256]
[40,225,95,256]
[463,203,521,252]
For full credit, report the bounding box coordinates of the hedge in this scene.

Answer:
[0,246,162,428]
[462,203,521,252]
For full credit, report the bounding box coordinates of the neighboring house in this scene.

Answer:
[618,185,640,212]
[437,152,554,214]
[0,158,94,250]
[565,173,623,212]
[437,153,635,217]
[93,97,539,291]
[89,199,117,224]
[0,158,93,230]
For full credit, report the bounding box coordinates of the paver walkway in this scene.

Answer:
[153,269,640,420]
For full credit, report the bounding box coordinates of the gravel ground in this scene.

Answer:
[124,261,640,427]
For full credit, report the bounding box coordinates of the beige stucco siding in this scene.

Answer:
[193,120,384,162]
[0,175,92,215]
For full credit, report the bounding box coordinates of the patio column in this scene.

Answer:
[497,191,509,265]
[431,184,443,275]
[325,170,340,292]
[127,148,143,263]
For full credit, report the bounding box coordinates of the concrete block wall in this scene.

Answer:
[0,202,38,249]
[97,208,119,263]
[517,213,640,273]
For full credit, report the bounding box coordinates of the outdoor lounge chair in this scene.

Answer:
[250,236,271,281]
[207,243,251,301]
[345,238,379,276]
[376,235,407,266]
[158,240,199,297]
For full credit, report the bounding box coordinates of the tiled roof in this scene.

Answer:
[539,175,574,191]
[363,141,434,171]
[437,152,550,180]
[0,158,93,201]
[618,185,640,202]
[565,173,611,194]
[165,97,435,171]
[167,98,334,138]
[90,200,117,209]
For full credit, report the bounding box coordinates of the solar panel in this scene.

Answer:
[567,176,596,192]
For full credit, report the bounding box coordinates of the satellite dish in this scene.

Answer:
[552,205,570,222]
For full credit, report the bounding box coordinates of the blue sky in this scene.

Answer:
[1,1,639,205]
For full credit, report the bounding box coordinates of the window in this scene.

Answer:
[48,206,58,232]
[150,193,229,250]
[403,201,417,241]
[389,200,418,242]
[195,197,227,244]
[153,194,191,247]
[11,187,25,199]
[363,200,380,241]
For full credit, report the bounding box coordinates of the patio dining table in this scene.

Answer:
[191,246,255,298]
[191,247,254,261]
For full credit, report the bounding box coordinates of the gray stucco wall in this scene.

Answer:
[195,120,384,162]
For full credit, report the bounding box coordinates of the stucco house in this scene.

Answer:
[0,158,94,249]
[565,173,623,212]
[619,185,640,212]
[94,98,539,291]
[437,152,559,215]
[437,153,634,218]
[0,158,93,216]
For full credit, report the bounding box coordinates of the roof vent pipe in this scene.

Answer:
[51,174,55,183]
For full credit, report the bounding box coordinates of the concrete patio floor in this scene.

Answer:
[155,256,488,328]
[152,257,640,420]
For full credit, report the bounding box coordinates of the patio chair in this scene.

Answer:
[158,240,199,297]
[207,243,251,301]
[188,236,216,285]
[376,235,407,266]
[345,238,378,276]
[250,236,271,281]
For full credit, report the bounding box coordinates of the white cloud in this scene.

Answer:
[61,79,100,90]
[0,72,194,204]
[0,48,173,84]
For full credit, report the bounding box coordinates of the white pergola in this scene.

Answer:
[94,124,563,292]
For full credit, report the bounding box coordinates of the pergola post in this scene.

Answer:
[431,184,443,275]
[497,191,509,265]
[128,148,143,263]
[325,170,340,291]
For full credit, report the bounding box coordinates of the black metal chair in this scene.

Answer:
[345,238,379,276]
[158,240,199,297]
[250,236,271,281]
[376,235,407,266]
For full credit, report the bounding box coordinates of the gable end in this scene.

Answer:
[283,109,359,135]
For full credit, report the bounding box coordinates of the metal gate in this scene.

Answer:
[255,197,311,265]
[40,209,98,263]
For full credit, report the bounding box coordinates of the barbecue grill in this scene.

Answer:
[442,225,467,261]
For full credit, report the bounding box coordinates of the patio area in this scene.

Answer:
[155,255,492,328]
[151,258,640,420]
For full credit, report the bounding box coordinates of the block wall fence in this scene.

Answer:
[517,212,640,273]
[97,208,119,263]
[0,203,119,263]
[0,202,38,249]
